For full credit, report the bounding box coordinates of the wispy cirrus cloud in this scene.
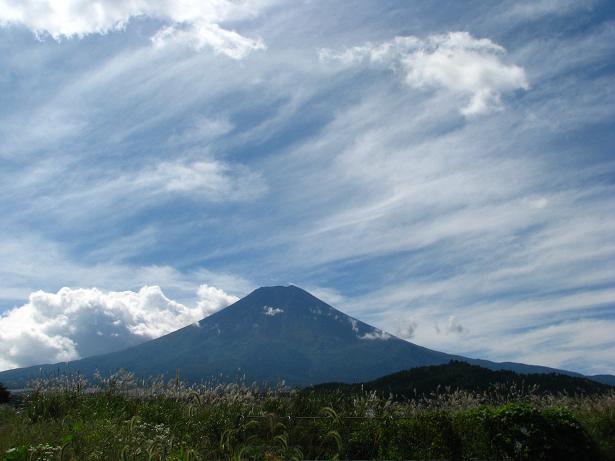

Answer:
[502,0,594,20]
[150,21,265,59]
[0,0,613,377]
[1,156,266,235]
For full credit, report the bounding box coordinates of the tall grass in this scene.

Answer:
[1,371,613,460]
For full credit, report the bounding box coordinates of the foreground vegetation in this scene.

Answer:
[0,371,614,460]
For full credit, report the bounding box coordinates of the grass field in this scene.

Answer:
[1,371,614,460]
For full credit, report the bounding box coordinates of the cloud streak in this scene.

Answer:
[0,1,613,377]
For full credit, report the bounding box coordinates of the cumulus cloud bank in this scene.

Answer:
[320,32,528,115]
[197,284,238,317]
[0,284,238,371]
[0,0,272,58]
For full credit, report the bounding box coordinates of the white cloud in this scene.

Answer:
[151,21,265,59]
[0,0,273,58]
[503,0,593,20]
[33,158,267,224]
[263,306,283,316]
[197,284,238,317]
[445,316,464,334]
[0,157,267,236]
[320,32,528,115]
[0,283,237,371]
[395,320,418,339]
[359,328,391,341]
[146,159,267,201]
[169,116,234,146]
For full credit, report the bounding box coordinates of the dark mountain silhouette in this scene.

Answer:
[588,374,615,386]
[0,286,612,388]
[310,360,612,398]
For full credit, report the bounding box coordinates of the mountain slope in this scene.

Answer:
[0,286,610,388]
[588,375,615,386]
[311,361,613,398]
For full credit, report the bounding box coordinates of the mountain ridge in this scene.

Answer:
[0,285,612,388]
[310,361,612,398]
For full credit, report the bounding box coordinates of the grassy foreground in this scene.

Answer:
[0,371,614,460]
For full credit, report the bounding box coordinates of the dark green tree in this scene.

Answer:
[0,382,10,404]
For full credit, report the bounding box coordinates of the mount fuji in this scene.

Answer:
[0,285,611,388]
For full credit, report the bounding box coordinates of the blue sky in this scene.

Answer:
[0,0,614,375]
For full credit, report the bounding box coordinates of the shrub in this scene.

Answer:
[0,383,10,404]
[486,403,598,461]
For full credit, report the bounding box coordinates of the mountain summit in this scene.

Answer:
[0,286,609,387]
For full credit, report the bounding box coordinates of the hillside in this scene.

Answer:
[311,361,613,397]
